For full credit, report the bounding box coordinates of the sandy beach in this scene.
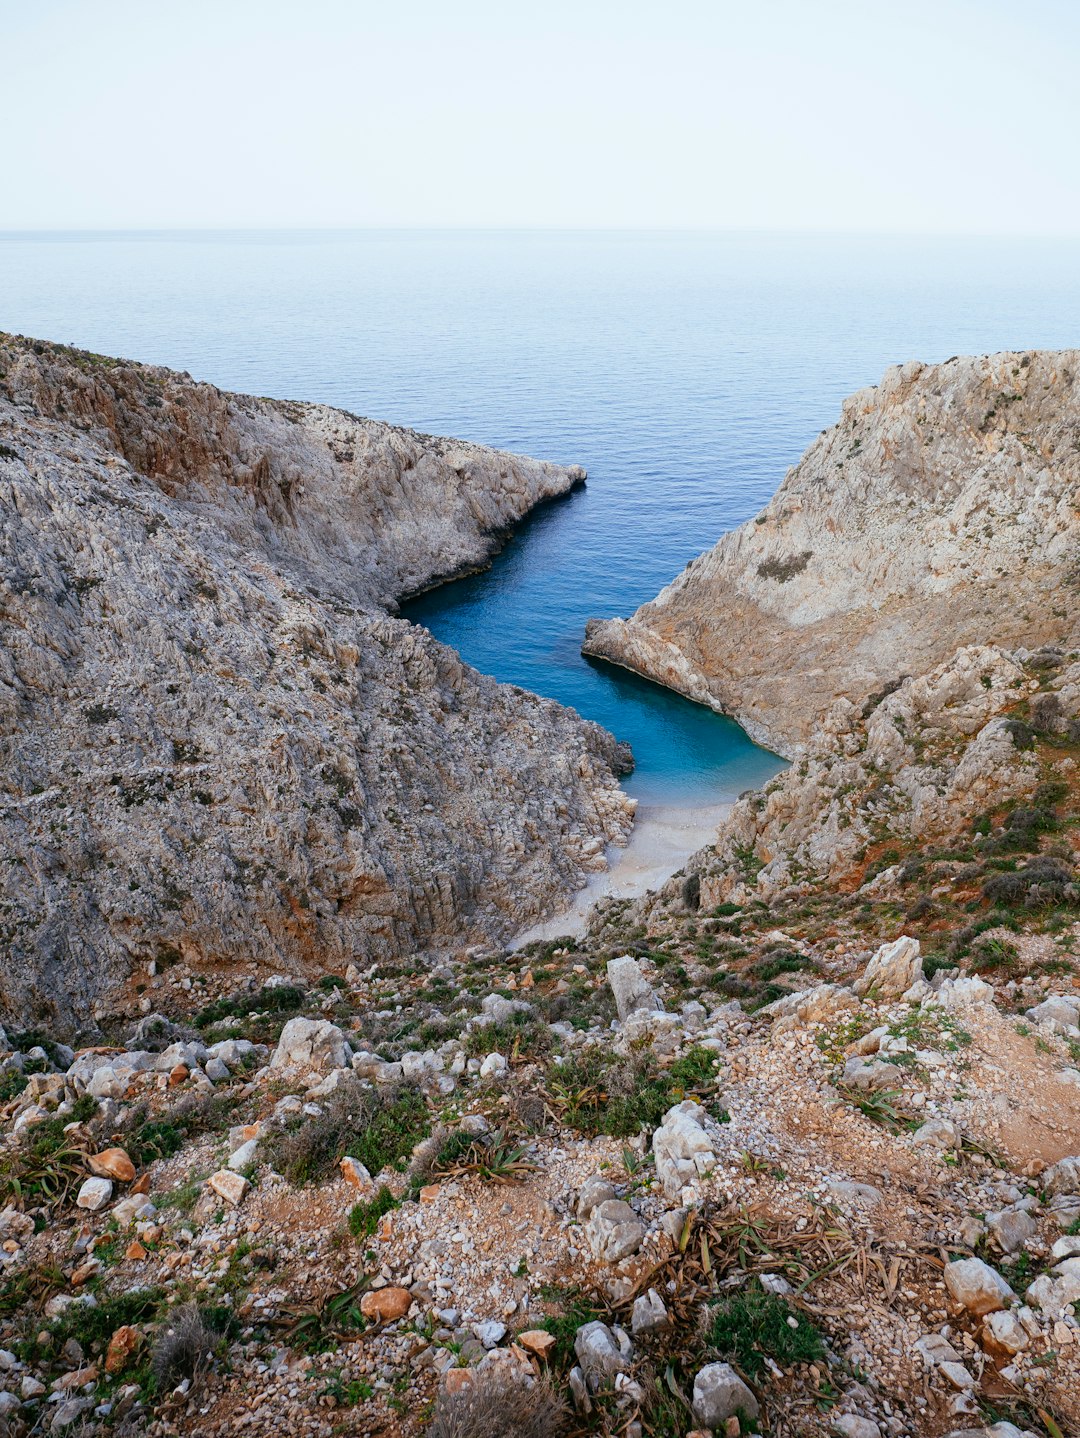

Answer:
[513,801,729,945]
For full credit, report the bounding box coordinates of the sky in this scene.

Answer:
[4,0,1080,233]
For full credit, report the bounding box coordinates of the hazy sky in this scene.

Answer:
[5,0,1079,232]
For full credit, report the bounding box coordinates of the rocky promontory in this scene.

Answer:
[0,335,634,1031]
[584,351,1080,757]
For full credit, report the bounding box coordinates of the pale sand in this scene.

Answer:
[512,801,730,946]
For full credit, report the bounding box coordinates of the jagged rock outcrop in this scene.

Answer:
[0,335,634,1030]
[584,351,1080,756]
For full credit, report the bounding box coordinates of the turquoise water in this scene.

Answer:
[4,230,1080,801]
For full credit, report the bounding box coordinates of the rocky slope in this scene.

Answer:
[583,351,1080,757]
[1,350,1078,1438]
[0,336,634,1033]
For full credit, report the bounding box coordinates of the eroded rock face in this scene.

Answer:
[584,351,1080,756]
[0,336,635,1030]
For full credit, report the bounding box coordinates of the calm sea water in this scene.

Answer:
[4,231,1080,801]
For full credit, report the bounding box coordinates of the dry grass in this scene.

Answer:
[426,1371,569,1438]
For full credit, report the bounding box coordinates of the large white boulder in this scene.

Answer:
[692,1362,759,1426]
[943,1257,1014,1316]
[652,1100,717,1197]
[607,955,660,1022]
[584,1199,645,1263]
[270,1018,351,1074]
[853,935,922,998]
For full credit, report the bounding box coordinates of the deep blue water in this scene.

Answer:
[4,230,1080,801]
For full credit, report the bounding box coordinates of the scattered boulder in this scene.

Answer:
[360,1287,412,1322]
[630,1288,670,1335]
[573,1320,632,1383]
[584,1199,645,1263]
[478,1052,508,1080]
[577,1176,617,1218]
[104,1324,142,1374]
[339,1156,374,1192]
[270,1018,351,1074]
[1042,1155,1080,1196]
[606,955,661,1022]
[943,1257,1014,1316]
[912,1118,959,1150]
[853,935,923,998]
[88,1148,135,1183]
[652,1101,717,1197]
[986,1206,1037,1255]
[75,1177,113,1212]
[842,1057,903,1092]
[206,1170,249,1206]
[692,1362,760,1427]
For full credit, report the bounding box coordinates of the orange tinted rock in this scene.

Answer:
[105,1325,142,1375]
[339,1156,373,1192]
[359,1286,411,1322]
[125,1240,148,1261]
[418,1184,441,1204]
[443,1367,474,1395]
[168,1064,189,1086]
[517,1329,556,1359]
[207,1170,249,1205]
[89,1148,136,1183]
[131,1171,151,1195]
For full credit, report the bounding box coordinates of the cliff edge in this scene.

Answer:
[583,351,1080,757]
[0,336,633,1030]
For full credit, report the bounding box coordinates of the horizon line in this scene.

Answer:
[2,225,1080,242]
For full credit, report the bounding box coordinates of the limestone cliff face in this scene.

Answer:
[0,336,633,1031]
[584,351,1080,758]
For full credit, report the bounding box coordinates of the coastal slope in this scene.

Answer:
[0,336,633,1030]
[583,351,1080,757]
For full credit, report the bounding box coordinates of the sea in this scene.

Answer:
[4,229,1080,804]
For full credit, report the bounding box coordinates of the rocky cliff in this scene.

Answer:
[584,351,1080,757]
[0,336,634,1031]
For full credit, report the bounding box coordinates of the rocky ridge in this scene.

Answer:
[583,351,1080,757]
[0,335,634,1032]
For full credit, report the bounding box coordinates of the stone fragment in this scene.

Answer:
[473,1319,506,1348]
[105,1325,142,1374]
[607,956,661,1022]
[912,1118,958,1150]
[270,1018,351,1074]
[75,1177,113,1211]
[360,1286,412,1322]
[943,1257,1014,1316]
[517,1329,556,1359]
[574,1320,632,1382]
[842,1057,902,1092]
[652,1101,717,1197]
[227,1139,258,1172]
[983,1309,1030,1355]
[88,1148,136,1183]
[478,1052,507,1079]
[631,1288,670,1335]
[339,1156,374,1192]
[853,935,922,998]
[986,1207,1037,1255]
[1043,1154,1080,1196]
[206,1170,249,1206]
[584,1199,645,1263]
[832,1419,881,1438]
[577,1176,617,1218]
[692,1362,760,1427]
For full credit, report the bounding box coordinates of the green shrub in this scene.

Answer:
[348,1186,398,1239]
[263,1082,428,1186]
[707,1280,825,1377]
